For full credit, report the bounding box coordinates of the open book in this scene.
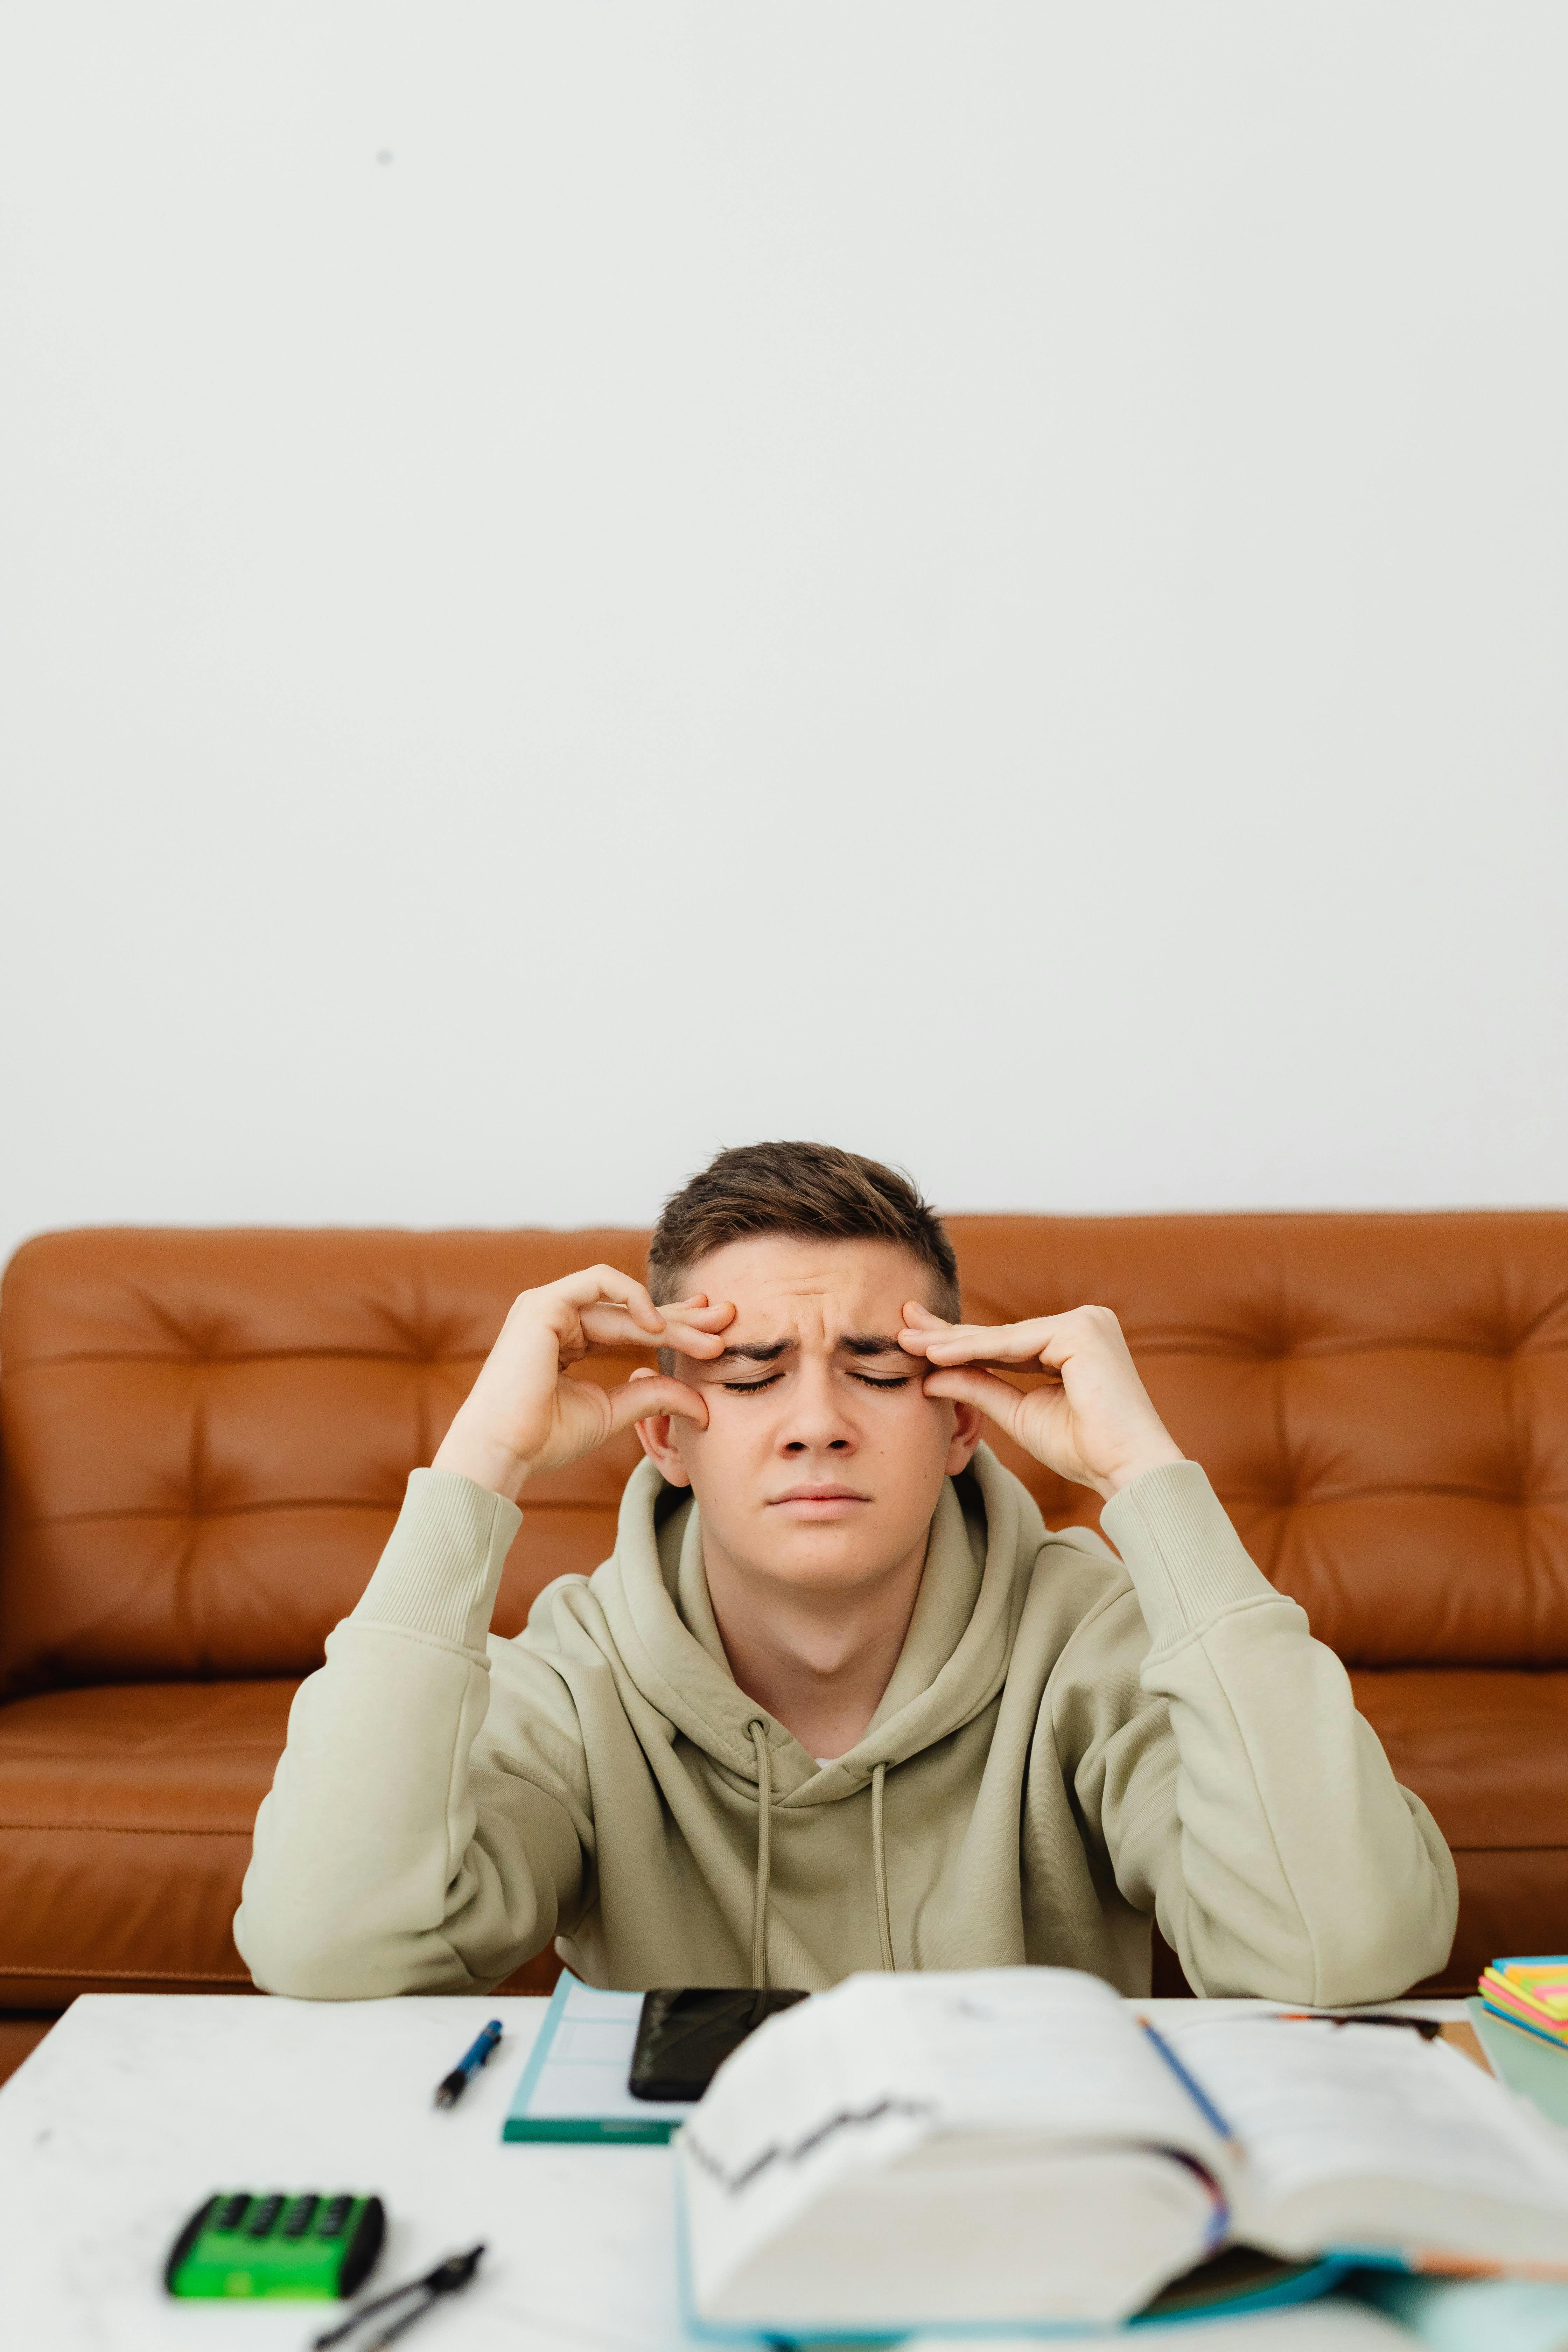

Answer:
[676,1970,1568,2332]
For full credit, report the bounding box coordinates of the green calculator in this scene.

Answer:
[165,2191,385,2299]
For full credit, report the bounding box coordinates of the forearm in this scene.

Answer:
[1100,1466,1458,2004]
[235,1471,575,1997]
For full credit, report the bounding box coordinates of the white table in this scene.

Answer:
[0,1993,1467,2351]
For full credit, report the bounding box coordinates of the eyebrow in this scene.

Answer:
[714,1332,907,1364]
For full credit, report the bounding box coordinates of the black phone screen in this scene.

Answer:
[628,1987,809,2102]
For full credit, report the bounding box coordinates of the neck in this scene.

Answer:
[702,1532,930,1760]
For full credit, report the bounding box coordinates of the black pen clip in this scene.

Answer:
[310,2244,485,2350]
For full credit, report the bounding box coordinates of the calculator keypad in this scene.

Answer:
[281,2194,319,2238]
[316,2195,353,2238]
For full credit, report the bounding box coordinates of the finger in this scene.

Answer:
[919,1318,1060,1366]
[651,1298,736,1356]
[921,1364,1032,1440]
[658,1320,731,1358]
[579,1302,730,1357]
[606,1375,709,1437]
[549,1265,667,1335]
[898,1301,951,1354]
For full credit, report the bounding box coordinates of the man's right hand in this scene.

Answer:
[432,1267,733,1502]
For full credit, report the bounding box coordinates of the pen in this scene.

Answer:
[1278,2012,1442,2039]
[1140,2021,1238,2146]
[433,2019,503,2108]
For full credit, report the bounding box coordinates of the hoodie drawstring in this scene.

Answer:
[748,1724,895,1981]
[871,1760,895,1972]
[747,1721,773,1989]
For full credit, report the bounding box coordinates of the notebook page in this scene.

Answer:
[1162,2016,1568,2218]
[526,1980,700,2122]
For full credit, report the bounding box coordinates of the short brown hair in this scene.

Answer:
[648,1141,961,1321]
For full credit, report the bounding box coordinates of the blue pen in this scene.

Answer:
[1140,2021,1237,2146]
[434,2019,503,2109]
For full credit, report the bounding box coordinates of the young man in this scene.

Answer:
[236,1143,1456,2004]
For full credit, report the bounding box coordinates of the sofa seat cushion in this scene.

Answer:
[1351,1668,1568,1990]
[0,1680,298,2003]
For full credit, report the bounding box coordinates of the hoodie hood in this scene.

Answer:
[590,1444,1049,1806]
[580,1443,1053,1985]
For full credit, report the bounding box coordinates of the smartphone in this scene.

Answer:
[628,1987,809,2102]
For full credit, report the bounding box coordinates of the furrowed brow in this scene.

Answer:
[841,1333,908,1358]
[715,1340,791,1364]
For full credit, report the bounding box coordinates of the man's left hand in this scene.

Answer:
[898,1302,1184,1500]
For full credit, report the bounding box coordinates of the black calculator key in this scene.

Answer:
[316,2195,352,2238]
[246,2194,285,2238]
[281,2194,319,2238]
[215,2194,250,2232]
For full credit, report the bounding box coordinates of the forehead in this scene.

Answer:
[682,1234,932,1333]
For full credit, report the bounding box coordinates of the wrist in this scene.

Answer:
[431,1421,532,1505]
[1095,1437,1186,1501]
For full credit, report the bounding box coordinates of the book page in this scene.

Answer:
[681,1973,1232,2329]
[1162,2016,1568,2221]
[901,1972,1224,2159]
[685,1969,1225,2192]
[681,1965,1233,2299]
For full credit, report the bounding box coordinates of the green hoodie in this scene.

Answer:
[236,1449,1456,2005]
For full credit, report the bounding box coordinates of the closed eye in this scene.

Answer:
[851,1374,912,1390]
[722,1371,913,1394]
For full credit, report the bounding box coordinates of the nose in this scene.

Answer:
[776,1357,858,1457]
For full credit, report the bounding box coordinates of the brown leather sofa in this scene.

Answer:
[3,1214,1566,2062]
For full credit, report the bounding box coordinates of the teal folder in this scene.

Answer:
[502,1973,698,2144]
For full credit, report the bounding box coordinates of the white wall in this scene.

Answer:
[3,3,1565,1263]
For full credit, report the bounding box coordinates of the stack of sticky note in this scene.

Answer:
[1479,1955,1568,2048]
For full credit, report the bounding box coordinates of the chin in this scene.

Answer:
[745,1524,915,1589]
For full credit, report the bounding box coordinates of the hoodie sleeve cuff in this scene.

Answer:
[351,1468,523,1651]
[1100,1461,1277,1651]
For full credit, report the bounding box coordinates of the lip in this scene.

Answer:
[768,1485,870,1510]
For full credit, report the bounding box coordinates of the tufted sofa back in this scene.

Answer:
[2,1214,1567,1694]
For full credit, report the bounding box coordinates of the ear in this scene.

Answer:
[630,1367,693,1488]
[943,1399,985,1478]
